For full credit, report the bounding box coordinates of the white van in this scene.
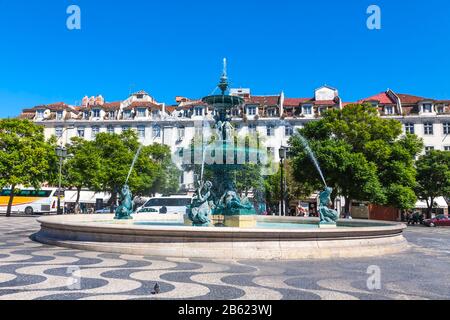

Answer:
[135,196,191,215]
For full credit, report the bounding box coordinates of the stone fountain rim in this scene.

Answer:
[36,214,406,238]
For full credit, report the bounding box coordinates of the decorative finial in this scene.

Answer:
[218,58,228,95]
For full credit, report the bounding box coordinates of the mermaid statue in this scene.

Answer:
[188,181,214,227]
[115,185,133,220]
[318,187,339,225]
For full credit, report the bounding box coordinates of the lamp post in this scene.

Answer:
[279,147,287,217]
[56,146,68,215]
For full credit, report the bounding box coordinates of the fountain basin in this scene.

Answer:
[33,215,408,260]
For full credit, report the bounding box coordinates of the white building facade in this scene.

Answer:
[19,87,450,192]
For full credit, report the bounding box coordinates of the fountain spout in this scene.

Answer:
[218,58,228,95]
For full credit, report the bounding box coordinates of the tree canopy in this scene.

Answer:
[0,119,57,216]
[290,104,423,213]
[415,150,450,218]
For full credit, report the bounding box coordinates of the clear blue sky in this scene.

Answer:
[0,0,449,117]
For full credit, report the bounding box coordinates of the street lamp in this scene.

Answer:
[279,147,287,217]
[56,146,68,215]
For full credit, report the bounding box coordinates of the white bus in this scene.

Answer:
[0,188,62,215]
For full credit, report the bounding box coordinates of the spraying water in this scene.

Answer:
[200,120,213,182]
[125,145,144,185]
[296,133,328,187]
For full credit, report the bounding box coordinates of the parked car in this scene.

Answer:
[135,196,191,215]
[95,207,115,214]
[423,215,450,227]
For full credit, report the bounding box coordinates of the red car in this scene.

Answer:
[424,215,450,227]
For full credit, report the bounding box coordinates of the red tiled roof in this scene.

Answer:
[284,98,312,106]
[396,93,431,104]
[165,106,177,113]
[314,100,337,106]
[102,102,121,110]
[124,101,163,110]
[246,95,280,106]
[358,92,396,104]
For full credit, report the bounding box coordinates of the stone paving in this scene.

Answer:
[0,216,449,300]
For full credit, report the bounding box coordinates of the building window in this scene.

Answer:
[232,108,239,116]
[405,123,415,134]
[177,127,185,140]
[424,123,434,135]
[137,108,146,118]
[302,105,313,115]
[122,126,131,132]
[285,126,294,137]
[137,125,146,139]
[437,105,445,114]
[107,126,114,134]
[55,127,63,138]
[83,111,90,119]
[267,147,275,158]
[267,108,276,117]
[152,110,160,118]
[266,125,275,136]
[77,127,85,138]
[108,111,115,119]
[445,146,450,152]
[423,104,433,113]
[194,107,203,116]
[36,110,45,119]
[91,126,100,138]
[123,110,131,120]
[56,111,63,120]
[443,122,450,135]
[247,106,257,116]
[153,125,161,138]
[92,109,101,118]
[248,124,256,134]
[425,146,435,153]
[384,106,394,115]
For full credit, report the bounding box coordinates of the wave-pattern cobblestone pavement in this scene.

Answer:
[1,216,449,300]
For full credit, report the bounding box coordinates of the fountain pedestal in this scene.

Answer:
[224,215,257,228]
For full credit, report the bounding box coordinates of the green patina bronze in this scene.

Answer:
[318,187,339,225]
[187,59,258,226]
[114,184,133,220]
[188,181,214,227]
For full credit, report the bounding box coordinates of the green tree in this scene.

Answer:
[90,130,179,211]
[290,104,423,214]
[415,150,450,218]
[0,119,55,216]
[65,137,103,206]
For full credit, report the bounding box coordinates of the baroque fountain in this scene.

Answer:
[33,60,408,260]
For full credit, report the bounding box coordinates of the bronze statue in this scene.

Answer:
[115,185,133,220]
[188,181,214,226]
[318,187,339,224]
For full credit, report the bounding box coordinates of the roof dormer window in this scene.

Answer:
[302,105,313,115]
[384,106,394,115]
[92,109,101,118]
[137,108,146,118]
[123,110,131,120]
[36,110,44,119]
[423,103,433,113]
[56,110,63,120]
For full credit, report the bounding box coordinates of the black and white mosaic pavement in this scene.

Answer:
[0,216,450,300]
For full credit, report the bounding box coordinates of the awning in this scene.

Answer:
[415,197,448,209]
[65,190,111,204]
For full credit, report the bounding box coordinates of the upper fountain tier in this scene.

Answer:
[201,58,244,110]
